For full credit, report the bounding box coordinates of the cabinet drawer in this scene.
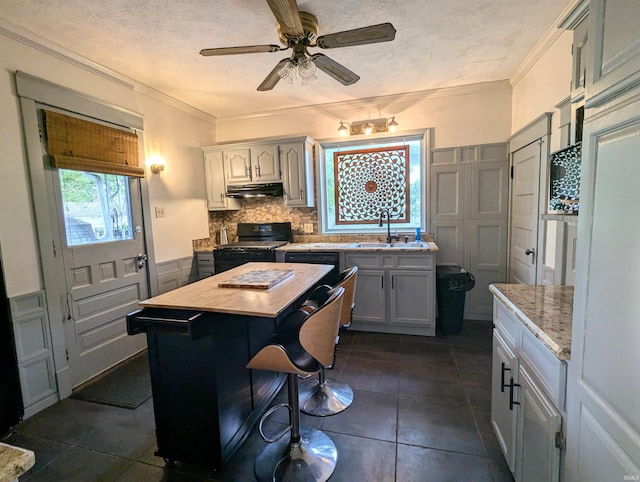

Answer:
[396,253,434,270]
[345,253,380,269]
[196,252,214,265]
[494,299,520,349]
[520,328,567,410]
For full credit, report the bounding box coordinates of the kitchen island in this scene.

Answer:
[127,262,332,470]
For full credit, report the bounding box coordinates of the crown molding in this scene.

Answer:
[558,0,589,31]
[217,80,512,124]
[510,0,584,87]
[0,19,216,124]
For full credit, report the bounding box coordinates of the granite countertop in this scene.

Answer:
[489,283,573,360]
[277,241,439,252]
[0,442,35,482]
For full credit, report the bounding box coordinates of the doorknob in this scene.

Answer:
[525,248,535,264]
[137,253,148,269]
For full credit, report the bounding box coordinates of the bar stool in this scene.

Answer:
[247,286,345,482]
[299,266,358,416]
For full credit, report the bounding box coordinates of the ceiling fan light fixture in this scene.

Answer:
[298,57,317,80]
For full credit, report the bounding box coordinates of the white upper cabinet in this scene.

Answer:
[586,0,640,107]
[203,148,240,211]
[249,145,281,183]
[224,145,281,185]
[280,137,315,207]
[202,136,315,209]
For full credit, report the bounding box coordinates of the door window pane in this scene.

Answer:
[59,169,134,246]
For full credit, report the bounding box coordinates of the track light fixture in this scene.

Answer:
[336,116,400,136]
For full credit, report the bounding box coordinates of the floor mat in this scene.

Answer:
[70,352,151,409]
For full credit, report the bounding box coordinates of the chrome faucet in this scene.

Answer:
[379,209,398,244]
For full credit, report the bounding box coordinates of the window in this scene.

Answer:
[319,132,426,234]
[59,169,134,246]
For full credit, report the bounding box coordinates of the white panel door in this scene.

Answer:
[566,102,640,481]
[55,171,148,387]
[509,142,541,284]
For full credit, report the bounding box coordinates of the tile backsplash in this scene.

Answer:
[192,197,432,251]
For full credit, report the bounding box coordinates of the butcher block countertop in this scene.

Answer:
[489,283,574,360]
[139,262,332,318]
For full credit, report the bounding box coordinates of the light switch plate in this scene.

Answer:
[303,223,314,234]
[155,206,166,218]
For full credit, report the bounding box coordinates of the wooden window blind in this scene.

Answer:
[44,110,144,177]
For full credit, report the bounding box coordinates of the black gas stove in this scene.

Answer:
[214,222,291,273]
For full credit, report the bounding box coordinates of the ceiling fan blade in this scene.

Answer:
[311,54,360,86]
[257,58,290,91]
[316,23,396,49]
[200,45,282,56]
[265,0,304,38]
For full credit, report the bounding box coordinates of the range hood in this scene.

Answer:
[225,183,284,198]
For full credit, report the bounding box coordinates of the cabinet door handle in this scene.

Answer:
[391,275,394,289]
[509,377,521,411]
[381,276,384,290]
[500,362,511,393]
[245,165,251,177]
[255,164,261,177]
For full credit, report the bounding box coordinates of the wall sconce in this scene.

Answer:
[337,117,399,136]
[148,155,165,174]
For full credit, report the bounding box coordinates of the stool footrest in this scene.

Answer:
[259,403,291,443]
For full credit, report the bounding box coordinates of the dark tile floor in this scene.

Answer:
[8,320,514,481]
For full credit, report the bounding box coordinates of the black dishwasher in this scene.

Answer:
[284,252,340,286]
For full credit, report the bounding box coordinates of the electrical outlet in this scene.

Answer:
[155,206,166,218]
[303,223,314,234]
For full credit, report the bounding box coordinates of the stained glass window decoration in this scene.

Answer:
[333,146,410,225]
[549,143,581,213]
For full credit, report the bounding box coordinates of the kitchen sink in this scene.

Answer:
[355,242,429,249]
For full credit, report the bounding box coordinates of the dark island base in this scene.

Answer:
[128,275,333,471]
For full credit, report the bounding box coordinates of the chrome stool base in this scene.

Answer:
[300,376,354,416]
[254,427,337,482]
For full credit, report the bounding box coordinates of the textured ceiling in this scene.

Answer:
[1,0,571,118]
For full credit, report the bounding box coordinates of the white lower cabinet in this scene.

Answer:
[345,252,435,335]
[516,363,562,482]
[491,297,566,482]
[491,329,518,472]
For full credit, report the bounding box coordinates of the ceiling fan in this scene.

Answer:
[199,0,396,91]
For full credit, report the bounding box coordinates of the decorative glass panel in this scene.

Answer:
[333,146,410,225]
[549,143,581,213]
[59,169,134,246]
[322,136,422,233]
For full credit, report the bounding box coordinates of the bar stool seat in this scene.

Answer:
[299,266,358,417]
[247,286,345,482]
